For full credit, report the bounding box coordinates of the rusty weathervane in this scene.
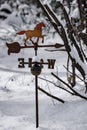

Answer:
[6,22,64,128]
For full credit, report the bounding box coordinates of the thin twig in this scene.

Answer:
[38,87,64,103]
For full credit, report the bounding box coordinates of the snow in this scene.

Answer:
[71,8,80,19]
[43,0,51,5]
[82,28,86,34]
[0,73,87,130]
[5,12,23,26]
[72,0,77,6]
[18,4,29,10]
[0,2,87,130]
[32,56,40,62]
[0,2,12,12]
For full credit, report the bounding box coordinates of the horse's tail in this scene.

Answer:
[16,30,26,35]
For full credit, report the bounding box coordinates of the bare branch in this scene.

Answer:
[38,87,65,103]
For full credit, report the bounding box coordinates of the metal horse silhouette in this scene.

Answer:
[16,22,45,46]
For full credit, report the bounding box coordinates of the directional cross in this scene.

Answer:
[18,58,56,69]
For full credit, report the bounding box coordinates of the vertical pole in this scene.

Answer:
[34,43,38,56]
[35,75,39,128]
[35,50,37,56]
[34,44,39,128]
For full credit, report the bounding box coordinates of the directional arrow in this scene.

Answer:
[6,42,64,55]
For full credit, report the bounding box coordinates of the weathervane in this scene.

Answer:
[6,22,64,128]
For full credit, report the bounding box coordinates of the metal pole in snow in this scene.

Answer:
[35,47,39,128]
[35,74,39,128]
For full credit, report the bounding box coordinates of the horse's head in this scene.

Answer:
[39,22,45,27]
[36,22,45,28]
[34,22,45,30]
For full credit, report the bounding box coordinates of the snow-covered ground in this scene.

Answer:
[0,13,87,130]
[0,41,87,130]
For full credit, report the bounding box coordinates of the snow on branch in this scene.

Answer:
[51,72,87,100]
[43,0,51,5]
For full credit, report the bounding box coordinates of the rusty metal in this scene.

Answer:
[18,58,56,69]
[34,45,39,128]
[6,42,21,55]
[6,42,64,55]
[35,75,39,128]
[31,63,41,76]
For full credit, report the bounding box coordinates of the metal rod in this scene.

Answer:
[35,45,39,128]
[35,75,39,128]
[20,43,63,49]
[35,50,37,56]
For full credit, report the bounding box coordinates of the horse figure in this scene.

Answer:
[16,22,45,46]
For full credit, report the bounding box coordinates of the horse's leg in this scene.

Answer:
[42,36,44,43]
[30,37,34,45]
[36,37,39,43]
[24,37,28,46]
